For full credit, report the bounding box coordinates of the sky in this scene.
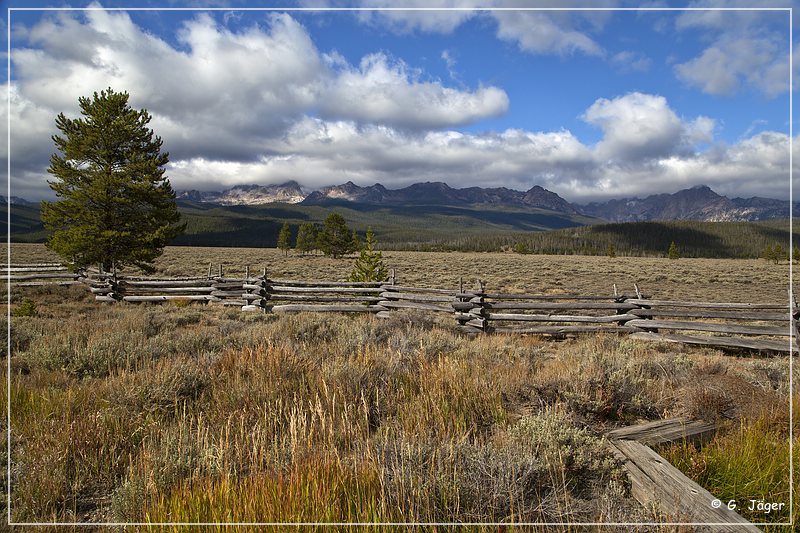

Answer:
[2,1,798,203]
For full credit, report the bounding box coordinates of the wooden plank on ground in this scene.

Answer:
[12,281,81,287]
[606,417,716,447]
[625,319,788,337]
[7,273,77,281]
[608,439,761,531]
[122,287,215,294]
[629,331,795,353]
[122,295,218,302]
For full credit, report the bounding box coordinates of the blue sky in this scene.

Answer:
[2,1,797,202]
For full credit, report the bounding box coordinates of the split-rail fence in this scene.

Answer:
[6,263,798,353]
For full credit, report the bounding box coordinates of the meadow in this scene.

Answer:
[2,244,797,530]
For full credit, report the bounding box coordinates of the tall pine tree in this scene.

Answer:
[41,88,184,273]
[295,222,318,255]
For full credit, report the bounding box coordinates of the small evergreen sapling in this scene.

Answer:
[349,227,388,282]
[277,222,292,256]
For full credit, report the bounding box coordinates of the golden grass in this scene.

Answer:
[2,243,796,529]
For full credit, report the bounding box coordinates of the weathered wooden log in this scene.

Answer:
[119,275,209,282]
[484,313,639,323]
[122,295,217,302]
[212,282,246,290]
[379,291,456,303]
[95,295,117,303]
[626,299,787,310]
[242,293,265,301]
[269,286,383,294]
[629,331,795,353]
[269,279,382,287]
[0,266,68,272]
[465,318,486,329]
[608,439,760,531]
[242,283,266,291]
[268,294,382,303]
[7,273,78,281]
[272,304,384,313]
[119,280,215,287]
[629,308,789,321]
[11,281,82,287]
[378,300,452,313]
[217,299,247,306]
[380,285,461,295]
[625,319,789,336]
[241,304,263,312]
[606,417,716,447]
[492,325,641,334]
[451,301,477,312]
[484,301,638,311]
[211,290,247,298]
[211,277,246,284]
[123,287,215,294]
[375,310,394,319]
[78,276,112,287]
[4,263,62,268]
[89,286,115,294]
[483,293,614,300]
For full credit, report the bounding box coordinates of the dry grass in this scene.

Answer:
[2,243,796,529]
[6,242,793,302]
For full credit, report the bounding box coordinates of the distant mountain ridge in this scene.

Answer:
[174,181,792,222]
[579,185,796,222]
[177,181,306,205]
[302,181,579,214]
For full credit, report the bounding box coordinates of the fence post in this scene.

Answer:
[464,278,488,333]
[241,268,267,312]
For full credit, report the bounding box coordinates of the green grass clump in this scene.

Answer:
[12,298,38,317]
[662,412,795,529]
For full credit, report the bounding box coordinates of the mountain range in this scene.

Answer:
[175,181,794,223]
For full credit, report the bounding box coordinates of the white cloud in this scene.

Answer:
[673,1,792,97]
[610,50,652,73]
[582,92,714,161]
[493,11,604,56]
[320,53,508,129]
[674,36,789,97]
[8,10,509,172]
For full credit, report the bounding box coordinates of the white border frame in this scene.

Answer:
[4,5,794,529]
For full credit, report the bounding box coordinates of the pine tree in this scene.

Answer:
[318,212,357,258]
[349,227,388,282]
[668,241,680,259]
[607,243,616,258]
[277,222,292,256]
[41,88,184,272]
[295,222,318,255]
[793,245,800,263]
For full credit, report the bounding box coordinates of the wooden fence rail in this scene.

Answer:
[6,263,797,353]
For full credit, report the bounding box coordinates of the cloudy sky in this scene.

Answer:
[3,1,797,202]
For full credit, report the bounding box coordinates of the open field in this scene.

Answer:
[6,243,794,302]
[3,244,797,530]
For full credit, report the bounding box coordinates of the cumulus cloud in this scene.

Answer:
[320,53,508,129]
[5,9,790,204]
[493,11,604,56]
[582,92,715,161]
[673,2,791,97]
[610,50,652,73]
[8,9,508,172]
